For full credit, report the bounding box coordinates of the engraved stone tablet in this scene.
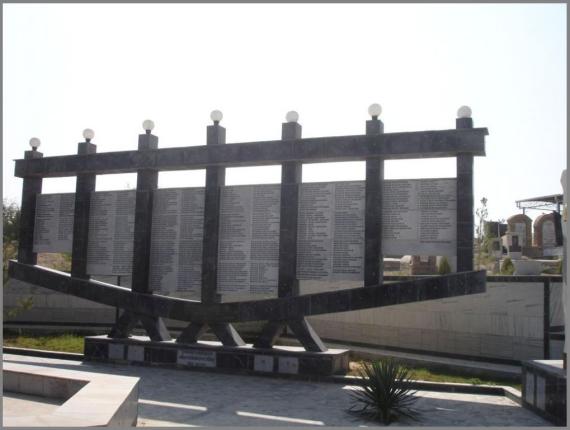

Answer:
[536,375,545,410]
[254,355,274,372]
[297,182,365,281]
[525,372,535,405]
[127,345,145,362]
[149,188,204,295]
[86,190,136,275]
[383,178,457,256]
[33,193,75,253]
[177,350,217,367]
[278,356,299,374]
[297,178,457,281]
[108,343,125,360]
[217,184,280,294]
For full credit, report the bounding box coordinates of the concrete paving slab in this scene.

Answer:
[3,353,550,427]
[3,392,64,417]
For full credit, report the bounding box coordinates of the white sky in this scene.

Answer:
[3,3,567,223]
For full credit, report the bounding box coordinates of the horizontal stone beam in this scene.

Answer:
[9,260,486,323]
[14,128,487,178]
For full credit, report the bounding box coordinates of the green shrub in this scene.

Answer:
[556,258,562,275]
[348,359,419,425]
[501,257,514,275]
[437,257,451,275]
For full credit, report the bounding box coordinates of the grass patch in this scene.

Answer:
[349,361,521,391]
[3,333,85,354]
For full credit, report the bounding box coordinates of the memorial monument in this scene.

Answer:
[9,104,488,376]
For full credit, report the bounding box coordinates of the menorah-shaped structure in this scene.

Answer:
[9,105,488,376]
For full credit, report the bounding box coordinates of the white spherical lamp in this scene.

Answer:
[368,103,382,119]
[83,128,95,141]
[285,111,299,123]
[210,110,223,123]
[29,137,41,150]
[457,105,472,118]
[142,119,155,133]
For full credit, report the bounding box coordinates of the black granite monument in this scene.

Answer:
[9,105,488,376]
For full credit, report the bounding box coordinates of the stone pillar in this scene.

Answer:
[132,132,159,293]
[456,115,474,272]
[364,118,384,285]
[71,141,96,278]
[255,115,328,352]
[201,123,226,304]
[178,115,244,346]
[110,130,171,341]
[17,149,43,264]
[278,120,302,298]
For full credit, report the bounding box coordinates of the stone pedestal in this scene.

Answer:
[522,360,566,426]
[84,335,349,377]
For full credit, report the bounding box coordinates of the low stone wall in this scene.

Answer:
[3,362,139,426]
[3,276,563,362]
[303,279,563,362]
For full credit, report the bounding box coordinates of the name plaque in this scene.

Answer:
[177,350,217,367]
[31,178,456,291]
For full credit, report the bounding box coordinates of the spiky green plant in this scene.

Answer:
[348,359,419,424]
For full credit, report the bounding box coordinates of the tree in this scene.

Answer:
[3,200,21,282]
[475,197,489,269]
[3,200,20,244]
[438,257,451,275]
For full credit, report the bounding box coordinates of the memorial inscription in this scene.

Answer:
[30,178,456,292]
[86,190,136,275]
[149,187,205,294]
[33,193,75,253]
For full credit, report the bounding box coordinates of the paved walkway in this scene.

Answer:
[4,392,64,418]
[3,354,549,427]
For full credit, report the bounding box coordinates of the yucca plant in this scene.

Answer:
[348,359,419,425]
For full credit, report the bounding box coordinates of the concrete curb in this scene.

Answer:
[4,347,522,405]
[326,374,522,404]
[3,346,84,361]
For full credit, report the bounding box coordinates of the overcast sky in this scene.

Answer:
[3,3,567,223]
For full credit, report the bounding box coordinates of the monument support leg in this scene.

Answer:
[108,310,139,339]
[254,321,286,349]
[17,150,43,265]
[140,314,171,342]
[177,322,209,344]
[210,323,246,347]
[200,121,244,346]
[256,120,304,349]
[288,318,327,352]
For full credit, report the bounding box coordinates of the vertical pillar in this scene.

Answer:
[364,117,384,286]
[110,128,170,341]
[17,149,43,265]
[456,114,475,272]
[201,122,226,304]
[278,119,302,298]
[71,141,96,278]
[178,112,244,346]
[254,112,326,352]
[543,279,551,359]
[131,132,159,293]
